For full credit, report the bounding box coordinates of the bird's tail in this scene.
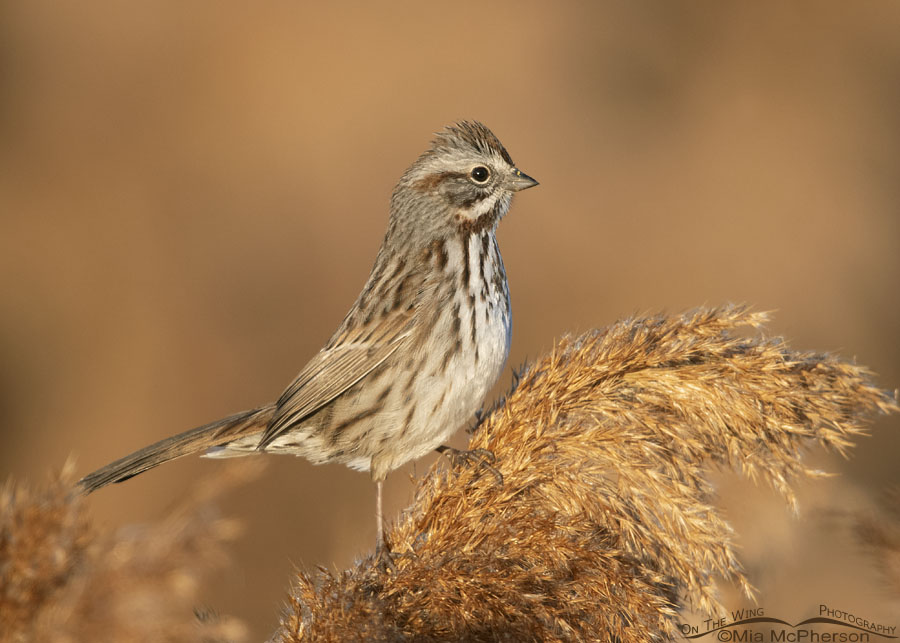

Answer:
[77,404,276,493]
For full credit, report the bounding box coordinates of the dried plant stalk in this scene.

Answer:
[0,461,257,643]
[280,306,897,642]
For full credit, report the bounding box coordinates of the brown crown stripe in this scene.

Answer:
[439,121,515,166]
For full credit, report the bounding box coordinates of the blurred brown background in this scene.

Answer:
[2,1,899,638]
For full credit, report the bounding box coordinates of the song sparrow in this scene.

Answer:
[78,121,537,553]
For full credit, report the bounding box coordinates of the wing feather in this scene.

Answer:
[257,305,416,449]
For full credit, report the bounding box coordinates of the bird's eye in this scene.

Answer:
[470,166,490,183]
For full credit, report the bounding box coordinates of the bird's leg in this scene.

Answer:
[375,479,385,554]
[435,445,503,484]
[374,479,397,572]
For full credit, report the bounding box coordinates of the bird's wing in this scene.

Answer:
[257,304,416,449]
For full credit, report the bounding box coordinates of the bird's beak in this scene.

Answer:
[508,168,539,192]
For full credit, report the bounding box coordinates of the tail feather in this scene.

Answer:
[77,404,276,493]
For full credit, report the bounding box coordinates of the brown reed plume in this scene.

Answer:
[0,460,257,643]
[280,305,897,642]
[3,307,895,641]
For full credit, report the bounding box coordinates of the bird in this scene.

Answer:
[78,121,538,555]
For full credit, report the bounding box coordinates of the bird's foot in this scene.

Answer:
[374,539,398,574]
[435,445,503,484]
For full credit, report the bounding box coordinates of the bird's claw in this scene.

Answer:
[435,445,503,484]
[374,540,399,573]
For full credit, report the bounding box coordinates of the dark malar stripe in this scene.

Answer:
[454,213,494,236]
[460,192,491,210]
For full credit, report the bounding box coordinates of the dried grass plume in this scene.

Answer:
[281,306,897,642]
[0,461,258,643]
[2,306,895,642]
